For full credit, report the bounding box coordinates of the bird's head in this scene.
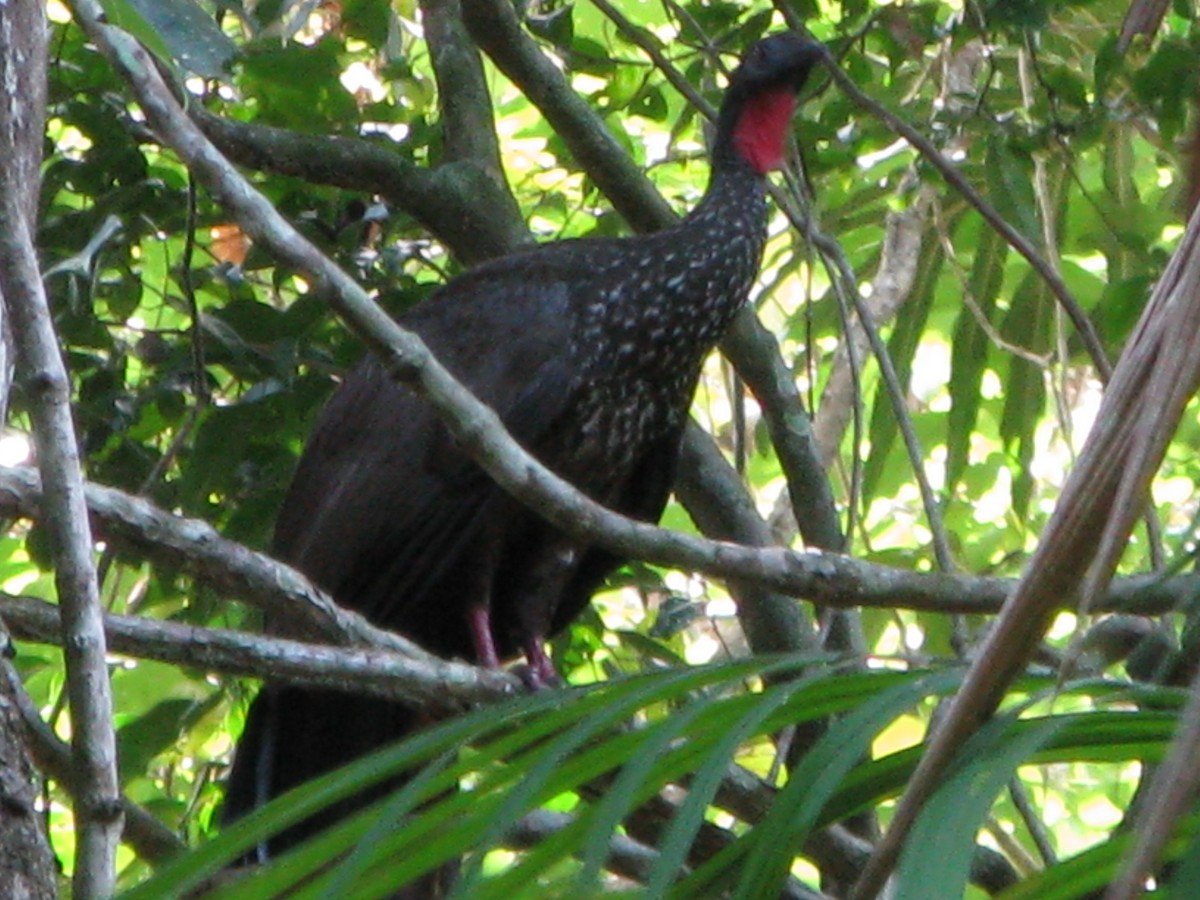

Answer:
[717,32,825,174]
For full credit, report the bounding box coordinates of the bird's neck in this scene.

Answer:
[686,150,769,242]
[730,88,797,173]
[712,86,798,176]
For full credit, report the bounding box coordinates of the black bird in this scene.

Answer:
[224,31,823,860]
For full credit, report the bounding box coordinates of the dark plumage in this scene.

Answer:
[224,31,823,861]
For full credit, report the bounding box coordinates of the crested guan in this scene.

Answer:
[224,31,823,862]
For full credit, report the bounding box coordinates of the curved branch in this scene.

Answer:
[424,5,848,595]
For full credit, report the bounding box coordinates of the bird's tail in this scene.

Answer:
[223,685,419,862]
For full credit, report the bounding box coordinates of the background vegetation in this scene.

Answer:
[5,0,1200,896]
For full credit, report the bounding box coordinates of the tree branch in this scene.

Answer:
[0,466,433,659]
[0,4,122,892]
[422,0,508,180]
[190,106,529,268]
[0,594,516,709]
[459,0,678,233]
[0,466,1191,623]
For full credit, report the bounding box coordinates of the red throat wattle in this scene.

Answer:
[732,87,797,173]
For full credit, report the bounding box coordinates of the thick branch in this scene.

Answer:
[422,0,508,179]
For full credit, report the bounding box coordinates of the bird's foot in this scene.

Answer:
[518,639,563,690]
[509,663,557,692]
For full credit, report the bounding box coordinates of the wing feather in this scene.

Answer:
[271,277,577,654]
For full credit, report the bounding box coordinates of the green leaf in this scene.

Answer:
[733,670,962,899]
[998,271,1052,520]
[863,232,945,501]
[893,714,1066,900]
[102,0,237,78]
[946,220,1007,493]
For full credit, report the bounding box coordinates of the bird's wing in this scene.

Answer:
[270,273,577,643]
[546,421,684,636]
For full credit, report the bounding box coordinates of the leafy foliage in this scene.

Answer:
[16,0,1200,895]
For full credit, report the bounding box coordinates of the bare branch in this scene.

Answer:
[470,5,847,561]
[72,4,871,651]
[0,466,1193,626]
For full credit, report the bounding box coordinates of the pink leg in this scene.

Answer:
[523,638,560,687]
[467,605,501,669]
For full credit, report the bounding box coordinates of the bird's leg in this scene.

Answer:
[511,533,579,689]
[467,604,502,669]
[466,510,509,669]
[522,637,561,688]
